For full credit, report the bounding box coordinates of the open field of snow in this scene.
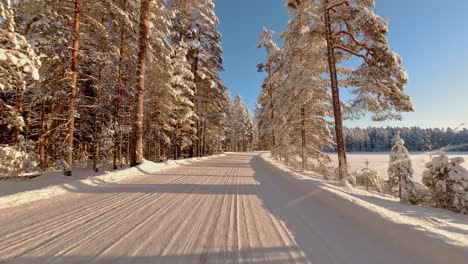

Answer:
[331,152,468,183]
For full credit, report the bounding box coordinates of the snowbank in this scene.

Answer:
[0,154,225,210]
[260,153,468,262]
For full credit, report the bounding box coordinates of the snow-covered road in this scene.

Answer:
[0,153,462,263]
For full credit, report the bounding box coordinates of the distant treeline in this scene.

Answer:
[338,127,468,152]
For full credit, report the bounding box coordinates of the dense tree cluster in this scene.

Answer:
[224,95,254,152]
[0,0,252,177]
[423,153,468,214]
[343,127,468,152]
[255,0,413,175]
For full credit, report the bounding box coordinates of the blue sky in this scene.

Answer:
[215,0,468,129]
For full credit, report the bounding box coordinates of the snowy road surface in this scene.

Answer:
[0,153,461,264]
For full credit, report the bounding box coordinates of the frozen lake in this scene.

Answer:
[330,152,468,183]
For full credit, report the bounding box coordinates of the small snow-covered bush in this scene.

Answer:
[0,139,39,178]
[410,182,433,206]
[422,153,468,214]
[354,167,384,192]
[325,165,356,186]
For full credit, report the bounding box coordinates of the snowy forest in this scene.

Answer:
[255,0,413,175]
[0,0,254,177]
[254,0,468,214]
[2,0,468,216]
[343,126,468,152]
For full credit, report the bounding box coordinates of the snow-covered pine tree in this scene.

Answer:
[232,95,254,152]
[143,0,177,161]
[0,0,41,136]
[256,28,282,156]
[388,131,416,200]
[170,41,197,159]
[14,0,76,171]
[193,0,226,156]
[170,0,227,157]
[130,0,152,167]
[422,153,468,214]
[319,0,414,181]
[0,0,41,177]
[272,0,333,170]
[355,160,383,192]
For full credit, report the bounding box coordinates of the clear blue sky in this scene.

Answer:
[215,0,468,129]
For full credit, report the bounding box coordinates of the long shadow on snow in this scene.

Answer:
[249,155,467,264]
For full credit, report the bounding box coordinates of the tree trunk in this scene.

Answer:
[398,174,402,200]
[93,65,102,172]
[13,84,24,144]
[113,2,126,170]
[39,99,46,170]
[267,65,275,156]
[191,28,201,158]
[323,0,347,180]
[130,0,150,167]
[301,106,306,171]
[65,0,80,176]
[156,136,161,161]
[126,101,131,165]
[202,102,207,156]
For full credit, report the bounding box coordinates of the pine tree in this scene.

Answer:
[276,0,333,170]
[232,95,254,152]
[256,28,282,155]
[171,42,196,159]
[319,0,414,181]
[388,132,416,200]
[130,0,151,167]
[0,0,41,135]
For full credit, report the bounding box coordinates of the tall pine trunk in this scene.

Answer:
[93,65,102,172]
[323,0,347,180]
[301,106,306,171]
[13,87,23,144]
[130,0,150,167]
[65,0,80,176]
[113,0,127,170]
[39,99,46,170]
[202,102,207,156]
[267,65,275,156]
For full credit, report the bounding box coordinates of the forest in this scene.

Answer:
[0,0,254,177]
[343,126,468,152]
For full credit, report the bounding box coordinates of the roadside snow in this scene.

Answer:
[0,155,225,210]
[261,153,468,252]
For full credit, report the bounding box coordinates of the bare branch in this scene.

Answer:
[333,45,369,63]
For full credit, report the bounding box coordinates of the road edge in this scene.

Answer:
[258,153,468,263]
[0,154,226,210]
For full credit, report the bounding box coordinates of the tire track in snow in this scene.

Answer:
[1,168,211,259]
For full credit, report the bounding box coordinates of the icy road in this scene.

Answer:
[0,153,462,263]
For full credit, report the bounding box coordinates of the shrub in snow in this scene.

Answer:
[422,153,468,214]
[0,139,39,178]
[326,165,356,186]
[388,132,416,201]
[354,162,384,192]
